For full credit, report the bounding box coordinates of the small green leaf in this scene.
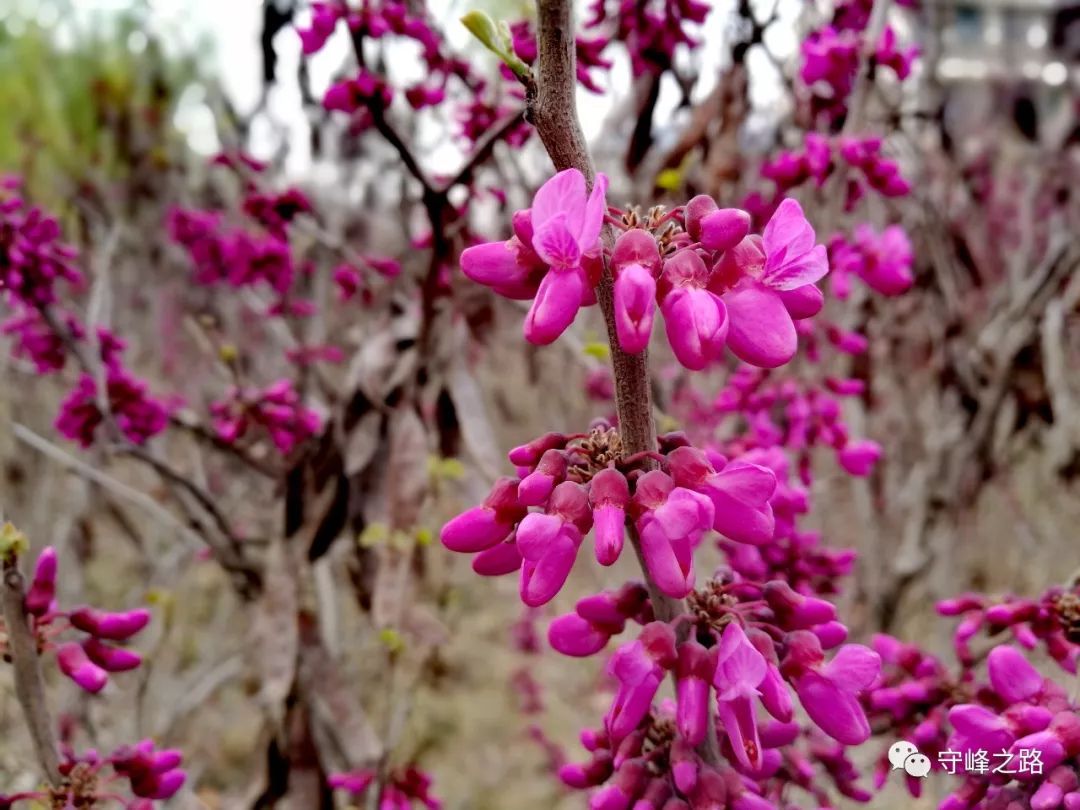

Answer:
[379,628,405,653]
[461,10,501,51]
[460,10,532,82]
[655,167,684,192]
[358,524,389,548]
[0,522,28,560]
[415,528,433,547]
[584,341,610,360]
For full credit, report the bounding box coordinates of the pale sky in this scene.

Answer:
[2,0,806,178]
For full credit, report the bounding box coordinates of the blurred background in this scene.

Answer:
[1,0,1079,807]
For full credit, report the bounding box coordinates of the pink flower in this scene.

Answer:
[524,169,608,344]
[659,250,729,370]
[699,208,752,254]
[632,471,714,598]
[715,199,828,368]
[667,447,777,545]
[606,640,665,745]
[613,262,657,353]
[676,641,717,745]
[875,26,919,80]
[69,607,151,641]
[56,642,108,693]
[988,645,1044,703]
[83,638,142,672]
[589,468,630,565]
[785,632,880,744]
[713,623,768,770]
[517,482,591,606]
[837,439,882,476]
[24,546,57,617]
[440,478,525,553]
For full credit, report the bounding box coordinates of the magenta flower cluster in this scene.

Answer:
[0,177,83,307]
[553,585,881,809]
[829,223,915,297]
[865,610,1080,810]
[329,765,441,809]
[462,170,829,370]
[799,0,917,119]
[55,369,171,448]
[210,378,322,455]
[441,428,787,605]
[12,546,152,695]
[585,0,711,76]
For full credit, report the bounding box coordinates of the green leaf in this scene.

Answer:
[584,341,610,360]
[378,628,405,653]
[461,10,502,51]
[460,10,532,82]
[0,522,28,560]
[655,167,685,192]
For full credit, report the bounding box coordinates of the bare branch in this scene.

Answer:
[1,556,62,787]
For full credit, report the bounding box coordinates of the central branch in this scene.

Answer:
[531,0,677,625]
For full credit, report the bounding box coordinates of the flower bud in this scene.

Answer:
[699,208,751,253]
[614,263,657,354]
[69,607,151,641]
[508,432,568,467]
[517,449,568,506]
[763,581,836,630]
[683,195,719,242]
[471,540,523,576]
[590,469,630,565]
[57,642,108,693]
[441,478,525,553]
[24,546,57,617]
[83,638,142,672]
[612,229,662,276]
[549,613,611,657]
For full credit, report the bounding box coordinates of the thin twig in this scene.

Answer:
[1,556,62,787]
[11,421,202,553]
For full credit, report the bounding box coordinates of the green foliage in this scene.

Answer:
[0,3,207,212]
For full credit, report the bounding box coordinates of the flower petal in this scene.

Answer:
[724,282,798,369]
[532,169,587,230]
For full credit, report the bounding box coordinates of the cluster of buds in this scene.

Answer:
[675,366,882,487]
[210,378,323,455]
[584,0,711,76]
[0,180,168,450]
[55,368,171,448]
[1,741,185,808]
[107,740,187,803]
[306,0,529,142]
[329,766,442,809]
[0,177,83,307]
[937,586,1080,673]
[463,169,830,371]
[166,207,297,296]
[440,425,781,605]
[866,629,1080,810]
[3,308,124,375]
[799,0,917,120]
[829,224,915,298]
[556,574,881,808]
[6,546,151,694]
[760,134,911,205]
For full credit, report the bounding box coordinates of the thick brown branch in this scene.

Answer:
[530,0,689,638]
[1,558,62,787]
